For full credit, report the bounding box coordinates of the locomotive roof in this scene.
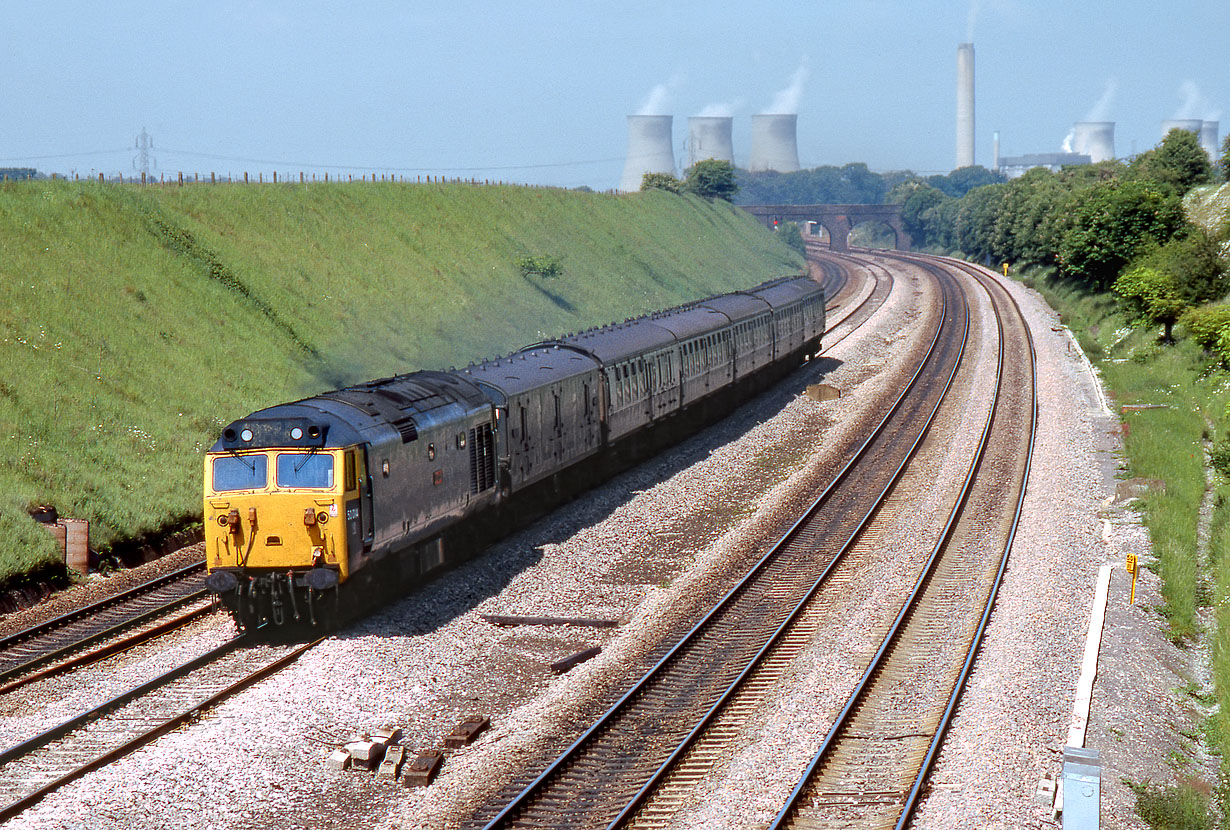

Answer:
[210,370,489,451]
[460,344,601,398]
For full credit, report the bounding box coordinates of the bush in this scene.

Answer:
[1114,265,1187,341]
[516,254,563,279]
[684,159,737,201]
[777,222,805,255]
[640,172,681,194]
[1180,304,1230,349]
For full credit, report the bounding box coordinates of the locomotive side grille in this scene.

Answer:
[469,423,495,494]
[390,416,419,443]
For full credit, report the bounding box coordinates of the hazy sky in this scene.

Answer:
[2,1,1226,189]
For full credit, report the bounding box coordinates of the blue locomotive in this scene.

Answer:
[203,276,824,628]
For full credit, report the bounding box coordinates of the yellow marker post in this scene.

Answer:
[1125,553,1138,604]
[1002,262,1010,277]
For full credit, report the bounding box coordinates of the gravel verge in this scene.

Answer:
[10,258,924,830]
[911,264,1213,829]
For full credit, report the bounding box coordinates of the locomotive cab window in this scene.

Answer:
[212,454,268,492]
[275,452,334,489]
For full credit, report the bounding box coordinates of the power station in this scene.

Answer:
[619,115,676,193]
[617,46,1221,189]
[956,43,975,169]
[686,116,734,168]
[748,114,801,173]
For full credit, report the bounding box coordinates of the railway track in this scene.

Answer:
[767,253,1036,829]
[475,259,969,829]
[0,561,213,693]
[0,631,320,822]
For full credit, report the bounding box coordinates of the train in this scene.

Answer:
[202,275,825,629]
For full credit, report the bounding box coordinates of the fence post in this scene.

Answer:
[178,171,183,186]
[99,173,104,184]
[300,171,305,184]
[141,171,146,185]
[244,172,248,183]
[211,172,216,184]
[272,171,276,183]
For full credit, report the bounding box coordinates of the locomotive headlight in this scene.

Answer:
[316,511,329,524]
[240,428,254,442]
[290,427,303,440]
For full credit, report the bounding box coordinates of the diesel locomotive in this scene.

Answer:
[203,275,824,628]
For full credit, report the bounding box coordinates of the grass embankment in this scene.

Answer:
[0,180,801,588]
[1028,271,1230,825]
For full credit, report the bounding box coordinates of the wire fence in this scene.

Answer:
[0,169,611,190]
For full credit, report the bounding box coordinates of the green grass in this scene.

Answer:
[1030,268,1230,827]
[0,180,802,588]
[1032,272,1214,642]
[1130,780,1213,830]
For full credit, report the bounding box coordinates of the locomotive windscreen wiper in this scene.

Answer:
[293,445,320,474]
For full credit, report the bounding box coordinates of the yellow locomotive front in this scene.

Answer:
[203,418,367,628]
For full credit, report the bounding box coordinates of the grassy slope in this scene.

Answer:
[0,180,801,586]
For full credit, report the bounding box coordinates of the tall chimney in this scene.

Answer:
[619,115,676,192]
[992,130,1000,171]
[956,43,975,169]
[687,116,734,168]
[1073,122,1115,163]
[748,114,800,173]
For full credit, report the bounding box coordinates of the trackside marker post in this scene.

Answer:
[1125,554,1137,604]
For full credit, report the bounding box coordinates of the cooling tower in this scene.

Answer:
[1161,119,1203,140]
[956,43,975,169]
[1201,121,1220,161]
[619,115,676,192]
[1072,122,1115,163]
[748,114,800,173]
[687,116,734,168]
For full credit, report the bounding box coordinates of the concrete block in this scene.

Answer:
[444,716,490,748]
[378,745,406,780]
[370,724,403,744]
[327,749,352,771]
[345,739,385,769]
[1034,775,1056,807]
[402,750,444,787]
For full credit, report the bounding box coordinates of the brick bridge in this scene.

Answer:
[741,204,910,252]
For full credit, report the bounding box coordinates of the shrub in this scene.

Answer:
[516,254,563,279]
[1180,304,1230,349]
[640,172,682,194]
[777,222,805,255]
[1114,265,1187,341]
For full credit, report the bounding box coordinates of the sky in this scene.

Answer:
[2,1,1227,189]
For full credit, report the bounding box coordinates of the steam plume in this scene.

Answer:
[1173,80,1220,121]
[764,59,809,115]
[636,76,682,116]
[1062,79,1117,151]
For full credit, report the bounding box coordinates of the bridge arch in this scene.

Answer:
[741,204,910,252]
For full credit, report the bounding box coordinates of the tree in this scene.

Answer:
[640,172,682,193]
[1135,226,1227,305]
[684,159,737,201]
[926,165,1005,198]
[1129,129,1214,193]
[889,180,948,250]
[1053,180,1185,288]
[777,222,806,255]
[1113,265,1187,341]
[1221,134,1230,183]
